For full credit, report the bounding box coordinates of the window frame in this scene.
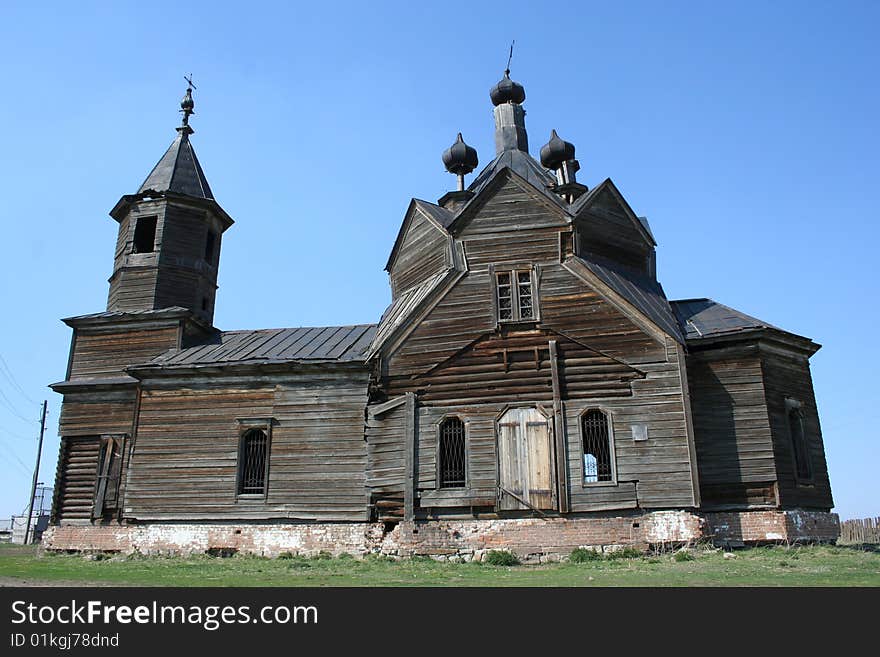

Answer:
[131,215,158,254]
[435,415,469,490]
[490,263,540,325]
[784,398,814,486]
[235,419,274,501]
[577,407,617,488]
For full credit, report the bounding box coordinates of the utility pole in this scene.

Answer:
[23,400,48,546]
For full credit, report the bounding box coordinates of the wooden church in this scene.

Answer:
[44,74,838,558]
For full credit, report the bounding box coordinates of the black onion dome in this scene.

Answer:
[490,70,526,106]
[180,87,194,112]
[442,133,479,175]
[540,129,576,169]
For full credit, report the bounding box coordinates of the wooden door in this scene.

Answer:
[497,407,555,510]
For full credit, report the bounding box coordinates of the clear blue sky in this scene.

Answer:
[0,1,876,522]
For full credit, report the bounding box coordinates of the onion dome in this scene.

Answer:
[490,70,526,106]
[540,129,576,169]
[442,133,479,175]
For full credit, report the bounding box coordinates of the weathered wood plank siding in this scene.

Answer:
[68,326,180,378]
[58,391,137,437]
[389,210,449,299]
[125,369,370,521]
[53,437,101,522]
[761,353,833,510]
[686,351,779,508]
[575,186,652,273]
[365,401,407,520]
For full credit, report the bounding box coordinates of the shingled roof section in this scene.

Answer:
[143,324,377,369]
[466,149,566,211]
[139,131,213,200]
[670,299,781,340]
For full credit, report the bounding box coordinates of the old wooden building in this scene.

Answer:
[44,76,838,558]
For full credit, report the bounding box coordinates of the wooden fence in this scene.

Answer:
[838,517,880,544]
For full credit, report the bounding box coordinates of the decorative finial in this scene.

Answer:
[505,40,515,76]
[178,74,197,134]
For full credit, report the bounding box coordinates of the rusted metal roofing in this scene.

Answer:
[670,299,781,340]
[145,324,377,369]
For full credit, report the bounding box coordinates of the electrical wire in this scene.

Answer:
[0,355,38,406]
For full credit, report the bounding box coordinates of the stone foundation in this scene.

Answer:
[42,509,839,560]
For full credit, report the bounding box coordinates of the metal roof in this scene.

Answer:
[575,256,685,343]
[146,324,377,369]
[139,131,213,200]
[670,299,780,340]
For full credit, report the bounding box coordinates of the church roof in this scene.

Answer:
[140,324,377,370]
[466,148,563,210]
[138,131,214,200]
[670,299,782,340]
[570,255,685,343]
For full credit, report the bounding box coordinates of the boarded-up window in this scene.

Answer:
[788,408,812,481]
[439,417,466,488]
[495,268,537,323]
[237,428,269,496]
[93,435,126,519]
[132,216,157,253]
[581,409,613,483]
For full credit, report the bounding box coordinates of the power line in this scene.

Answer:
[0,387,34,424]
[0,425,33,442]
[0,441,31,476]
[0,355,38,406]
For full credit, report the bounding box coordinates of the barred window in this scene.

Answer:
[495,268,537,322]
[582,409,614,483]
[439,417,466,488]
[237,428,269,496]
[788,408,812,481]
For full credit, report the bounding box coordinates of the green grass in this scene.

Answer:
[1,543,878,587]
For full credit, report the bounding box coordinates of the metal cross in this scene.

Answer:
[184,73,197,90]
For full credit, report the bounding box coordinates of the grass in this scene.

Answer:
[0,543,878,587]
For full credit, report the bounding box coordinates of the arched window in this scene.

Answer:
[788,407,812,481]
[581,409,613,483]
[237,428,269,495]
[439,417,466,488]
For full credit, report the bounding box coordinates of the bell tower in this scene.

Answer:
[106,81,233,326]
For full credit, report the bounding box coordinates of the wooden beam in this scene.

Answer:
[549,340,569,513]
[403,392,416,521]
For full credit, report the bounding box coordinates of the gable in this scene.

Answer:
[385,200,452,298]
[453,169,570,238]
[573,180,655,273]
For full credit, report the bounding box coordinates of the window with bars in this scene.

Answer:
[439,417,466,488]
[581,409,614,484]
[787,407,812,481]
[237,428,270,496]
[495,268,537,323]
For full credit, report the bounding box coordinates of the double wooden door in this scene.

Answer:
[497,407,555,510]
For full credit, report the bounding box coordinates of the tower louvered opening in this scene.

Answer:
[582,410,613,483]
[238,429,268,495]
[439,418,466,488]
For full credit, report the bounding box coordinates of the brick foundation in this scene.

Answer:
[41,509,839,560]
[702,510,840,545]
